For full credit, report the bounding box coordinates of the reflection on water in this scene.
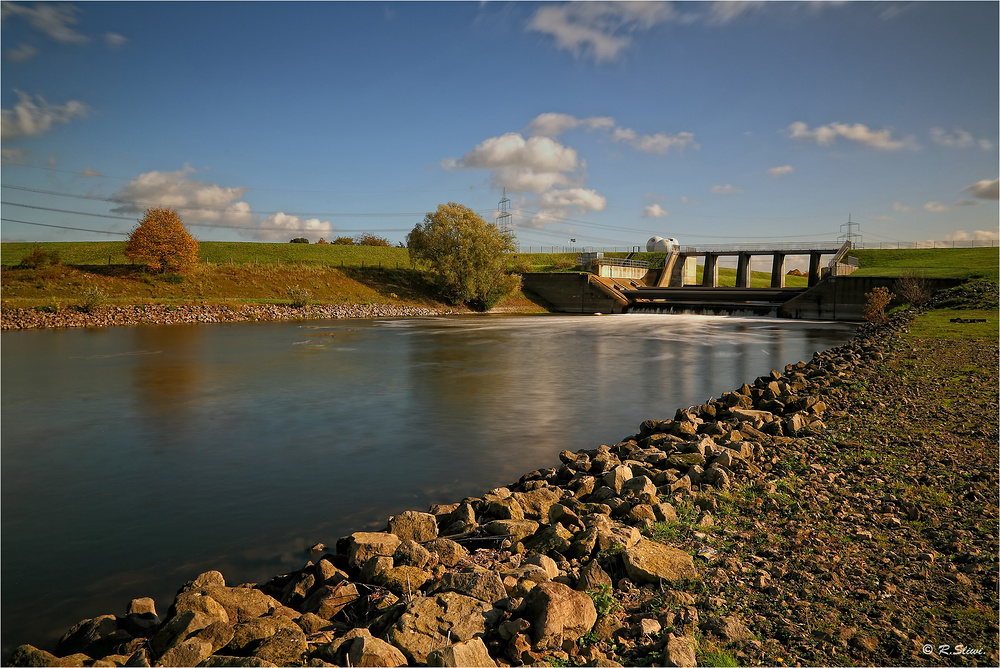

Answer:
[0,314,855,655]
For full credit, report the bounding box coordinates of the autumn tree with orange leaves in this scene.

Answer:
[125,207,199,273]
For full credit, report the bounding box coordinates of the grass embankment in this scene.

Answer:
[849,247,999,281]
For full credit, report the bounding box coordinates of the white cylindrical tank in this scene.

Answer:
[647,236,679,253]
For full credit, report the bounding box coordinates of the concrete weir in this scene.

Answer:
[520,242,956,321]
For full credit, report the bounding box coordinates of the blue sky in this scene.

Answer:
[2,1,997,249]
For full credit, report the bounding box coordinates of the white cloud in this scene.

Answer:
[710,184,744,194]
[0,91,89,140]
[946,230,998,242]
[446,132,580,194]
[526,112,698,155]
[109,166,333,241]
[537,187,607,214]
[1,2,88,44]
[611,127,698,154]
[526,1,675,62]
[104,32,129,48]
[923,201,948,213]
[767,165,794,177]
[80,166,101,177]
[787,121,916,150]
[6,43,37,62]
[963,178,999,201]
[892,201,911,212]
[526,112,614,137]
[707,1,766,25]
[259,212,333,242]
[930,127,994,151]
[643,204,670,218]
[1,147,30,164]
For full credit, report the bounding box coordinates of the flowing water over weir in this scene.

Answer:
[0,313,856,654]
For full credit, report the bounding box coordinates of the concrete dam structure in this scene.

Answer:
[520,242,958,321]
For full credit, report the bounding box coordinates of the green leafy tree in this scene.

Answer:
[125,207,199,273]
[407,202,520,311]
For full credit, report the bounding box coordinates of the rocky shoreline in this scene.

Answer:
[8,311,998,667]
[0,303,453,331]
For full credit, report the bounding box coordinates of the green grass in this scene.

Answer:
[848,247,999,281]
[903,308,998,342]
[1,241,414,268]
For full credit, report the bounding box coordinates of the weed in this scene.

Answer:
[699,647,739,667]
[545,655,571,667]
[35,297,62,313]
[587,585,622,617]
[17,244,62,269]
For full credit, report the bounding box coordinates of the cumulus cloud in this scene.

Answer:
[946,229,998,242]
[110,166,333,241]
[643,204,670,218]
[611,127,698,154]
[923,201,948,213]
[787,121,916,150]
[526,112,615,137]
[767,165,794,177]
[962,177,999,200]
[710,184,744,194]
[1,90,89,140]
[526,1,675,62]
[445,132,580,194]
[1,2,88,44]
[893,201,911,212]
[526,112,698,155]
[930,127,994,151]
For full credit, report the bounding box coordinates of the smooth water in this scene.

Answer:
[1,313,856,653]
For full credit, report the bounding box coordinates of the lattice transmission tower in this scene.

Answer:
[496,188,512,233]
[838,214,862,248]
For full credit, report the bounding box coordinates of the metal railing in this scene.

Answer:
[517,239,997,254]
[587,256,649,269]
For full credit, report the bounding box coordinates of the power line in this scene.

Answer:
[1,218,129,236]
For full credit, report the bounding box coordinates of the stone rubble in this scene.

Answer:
[8,312,999,667]
[0,303,451,331]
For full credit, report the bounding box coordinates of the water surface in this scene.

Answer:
[1,313,856,654]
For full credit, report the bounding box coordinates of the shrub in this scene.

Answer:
[354,232,392,247]
[18,244,61,268]
[406,202,520,312]
[286,285,313,307]
[316,238,330,245]
[78,286,107,313]
[586,585,622,617]
[863,285,895,324]
[332,236,355,245]
[290,237,309,244]
[126,207,199,273]
[894,270,932,307]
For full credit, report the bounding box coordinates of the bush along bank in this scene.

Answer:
[0,303,452,330]
[9,312,999,667]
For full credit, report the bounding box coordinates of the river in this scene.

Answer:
[0,313,856,654]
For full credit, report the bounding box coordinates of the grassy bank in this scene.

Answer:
[848,247,999,281]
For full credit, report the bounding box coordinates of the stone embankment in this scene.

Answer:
[9,313,999,667]
[0,303,451,331]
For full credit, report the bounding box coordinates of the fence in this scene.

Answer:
[518,240,997,254]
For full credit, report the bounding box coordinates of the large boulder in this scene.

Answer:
[424,538,468,567]
[484,519,540,543]
[434,570,507,604]
[56,614,131,659]
[251,626,308,665]
[195,587,279,624]
[347,532,402,568]
[388,510,439,542]
[386,592,493,664]
[622,539,698,584]
[522,581,598,650]
[348,636,408,667]
[426,637,498,667]
[226,616,301,653]
[154,638,213,667]
[513,487,562,520]
[300,582,359,619]
[151,610,215,656]
[663,634,698,667]
[522,523,573,554]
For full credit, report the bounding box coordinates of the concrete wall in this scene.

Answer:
[779,276,964,321]
[595,264,648,280]
[521,273,622,313]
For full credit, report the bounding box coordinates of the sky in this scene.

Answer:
[1,1,998,250]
